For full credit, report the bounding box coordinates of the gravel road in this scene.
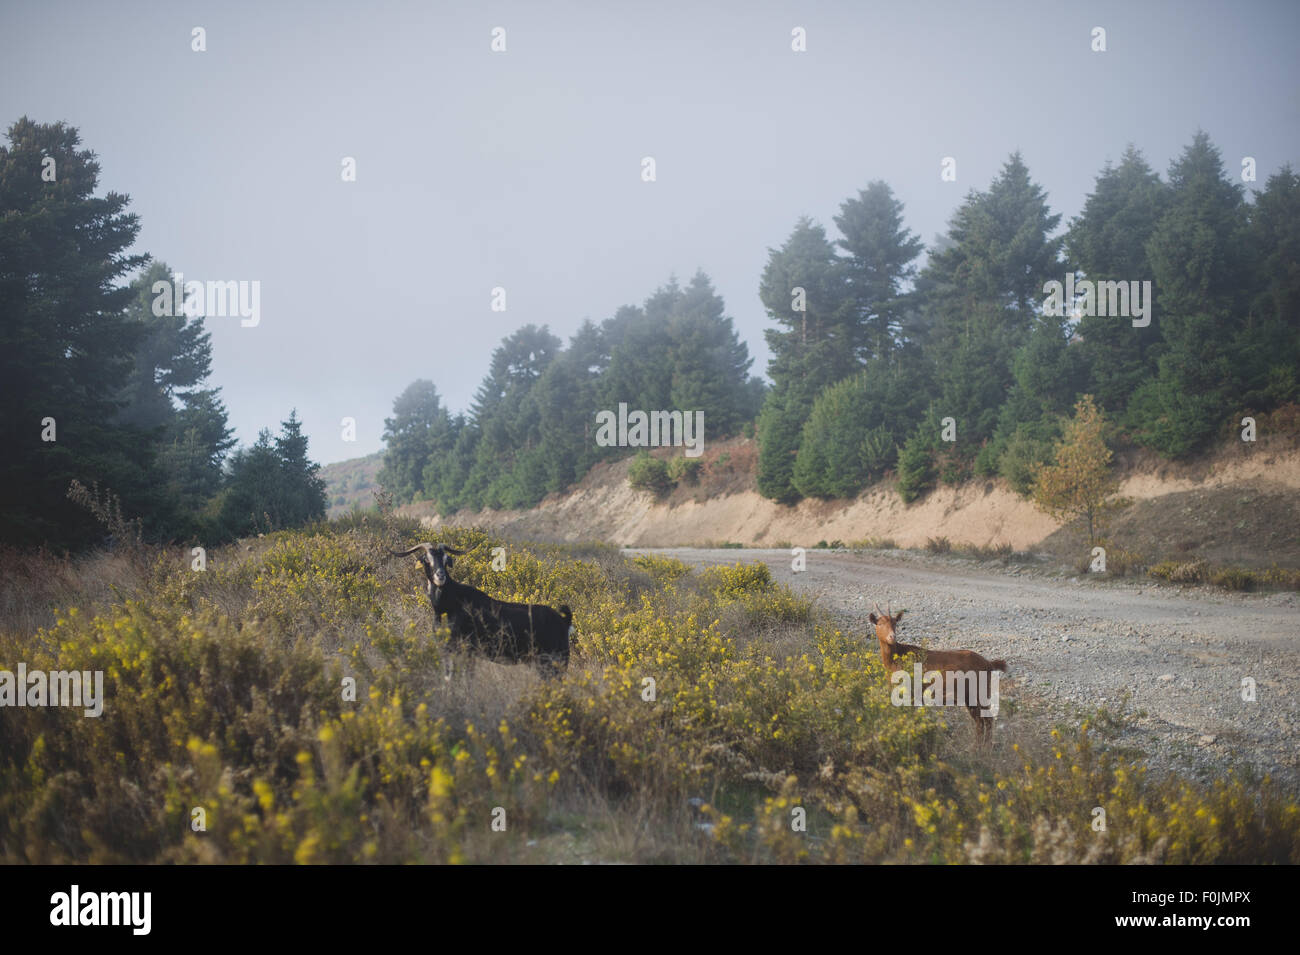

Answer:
[635,547,1300,792]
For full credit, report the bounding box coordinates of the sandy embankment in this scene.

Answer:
[408,444,1300,551]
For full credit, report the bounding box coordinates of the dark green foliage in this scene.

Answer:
[378,380,453,504]
[1067,146,1169,413]
[895,424,937,504]
[997,423,1059,496]
[0,119,247,546]
[755,201,921,501]
[667,456,701,485]
[400,274,759,514]
[1127,134,1251,456]
[218,411,327,536]
[756,386,807,503]
[1239,166,1300,409]
[668,271,754,438]
[834,180,924,363]
[628,451,672,493]
[921,154,1065,451]
[791,356,924,499]
[0,118,150,546]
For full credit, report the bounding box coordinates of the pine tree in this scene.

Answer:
[834,180,924,362]
[1239,166,1300,408]
[668,271,753,438]
[379,380,452,503]
[921,153,1064,450]
[274,410,327,526]
[755,218,858,500]
[1128,133,1250,456]
[0,118,151,546]
[1066,146,1169,413]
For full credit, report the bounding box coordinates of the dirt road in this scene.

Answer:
[637,547,1300,791]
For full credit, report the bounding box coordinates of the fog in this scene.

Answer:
[2,0,1296,463]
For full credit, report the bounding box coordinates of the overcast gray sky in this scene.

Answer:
[3,0,1298,464]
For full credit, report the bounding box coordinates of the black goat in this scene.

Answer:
[392,542,572,671]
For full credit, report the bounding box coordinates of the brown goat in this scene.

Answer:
[870,602,1007,743]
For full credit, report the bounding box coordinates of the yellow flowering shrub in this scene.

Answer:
[1,518,1296,863]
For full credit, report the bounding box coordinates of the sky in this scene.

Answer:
[3,0,1298,464]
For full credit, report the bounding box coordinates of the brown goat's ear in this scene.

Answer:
[894,610,905,623]
[868,612,878,625]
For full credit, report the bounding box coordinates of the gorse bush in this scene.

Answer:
[1,521,1297,863]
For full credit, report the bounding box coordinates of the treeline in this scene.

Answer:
[385,132,1298,514]
[0,118,326,548]
[756,133,1299,503]
[380,272,763,511]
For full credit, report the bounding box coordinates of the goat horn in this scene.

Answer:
[390,543,434,557]
[440,545,468,555]
[873,601,883,615]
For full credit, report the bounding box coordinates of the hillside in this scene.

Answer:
[320,451,384,517]
[401,435,1300,570]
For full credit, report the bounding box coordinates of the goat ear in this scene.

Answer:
[868,612,878,625]
[894,610,905,623]
[444,555,454,569]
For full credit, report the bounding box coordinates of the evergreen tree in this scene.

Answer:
[914,153,1064,482]
[117,261,215,432]
[273,410,327,526]
[1066,146,1169,413]
[668,271,753,438]
[599,300,674,415]
[379,379,451,503]
[1128,133,1250,456]
[465,325,562,509]
[834,180,924,362]
[1239,166,1300,408]
[0,118,151,546]
[218,411,326,534]
[755,218,858,500]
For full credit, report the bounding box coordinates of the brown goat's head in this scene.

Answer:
[868,601,905,644]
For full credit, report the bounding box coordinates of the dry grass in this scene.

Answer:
[1,518,1297,864]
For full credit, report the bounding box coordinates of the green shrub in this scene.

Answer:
[667,456,702,485]
[628,451,672,493]
[896,430,935,503]
[998,427,1056,497]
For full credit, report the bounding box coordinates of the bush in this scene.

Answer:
[895,430,936,503]
[3,520,1297,864]
[850,537,898,550]
[1105,548,1144,577]
[998,427,1056,497]
[667,456,702,485]
[925,536,952,554]
[628,451,672,493]
[1210,567,1256,591]
[1149,559,1209,584]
